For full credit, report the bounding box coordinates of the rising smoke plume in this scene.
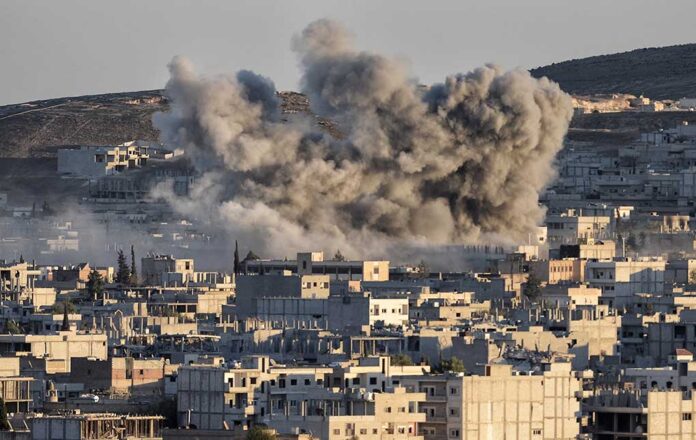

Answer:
[152,19,573,259]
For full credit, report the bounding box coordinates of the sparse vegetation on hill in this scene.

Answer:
[531,43,696,100]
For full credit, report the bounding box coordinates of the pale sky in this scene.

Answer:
[2,0,696,105]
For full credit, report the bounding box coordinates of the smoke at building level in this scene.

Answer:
[152,19,573,259]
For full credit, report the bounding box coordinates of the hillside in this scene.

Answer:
[0,90,166,158]
[3,42,696,159]
[531,43,696,100]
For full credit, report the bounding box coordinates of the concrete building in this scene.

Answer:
[243,252,389,282]
[70,357,168,396]
[586,258,666,307]
[141,255,194,286]
[558,239,616,260]
[0,331,107,373]
[29,413,162,440]
[529,259,586,284]
[57,144,150,178]
[546,212,612,246]
[442,363,582,440]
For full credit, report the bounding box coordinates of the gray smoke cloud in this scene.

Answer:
[152,19,572,259]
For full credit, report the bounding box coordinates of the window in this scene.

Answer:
[450,429,460,438]
[360,429,367,435]
[450,387,458,395]
[290,379,297,386]
[533,429,542,436]
[369,377,377,385]
[304,379,311,385]
[250,378,257,385]
[684,413,692,421]
[333,429,340,435]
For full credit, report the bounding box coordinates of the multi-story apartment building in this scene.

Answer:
[586,258,666,307]
[401,362,584,440]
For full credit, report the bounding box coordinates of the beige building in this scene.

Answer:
[141,255,195,286]
[530,259,586,284]
[0,331,107,373]
[244,252,390,282]
[445,363,582,440]
[325,388,426,440]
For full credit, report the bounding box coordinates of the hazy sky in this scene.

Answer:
[2,0,696,105]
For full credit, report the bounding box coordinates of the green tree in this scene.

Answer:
[247,426,277,440]
[87,269,104,300]
[390,353,414,366]
[52,301,76,314]
[130,245,138,285]
[116,249,130,284]
[233,240,241,274]
[439,357,466,373]
[5,321,20,335]
[523,270,542,302]
[333,249,346,261]
[625,233,639,252]
[417,260,429,278]
[0,397,8,430]
[689,269,696,285]
[42,201,54,217]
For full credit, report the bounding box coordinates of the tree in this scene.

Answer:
[42,201,55,217]
[390,353,414,366]
[0,397,8,430]
[439,357,466,373]
[5,321,20,335]
[130,245,138,285]
[61,301,70,331]
[244,250,260,261]
[116,249,130,285]
[87,270,104,300]
[625,233,638,252]
[523,270,542,303]
[689,269,696,285]
[417,260,429,278]
[247,426,277,440]
[52,301,76,314]
[333,249,346,261]
[233,240,240,274]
